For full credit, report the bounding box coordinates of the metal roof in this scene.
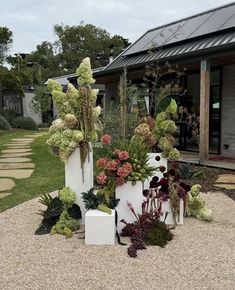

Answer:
[97,2,235,74]
[102,31,235,72]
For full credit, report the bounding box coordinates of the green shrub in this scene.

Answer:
[0,115,11,130]
[0,108,18,126]
[12,116,37,130]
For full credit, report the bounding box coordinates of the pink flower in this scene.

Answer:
[106,159,120,171]
[117,166,129,178]
[116,177,125,186]
[117,150,129,160]
[122,162,132,174]
[97,172,107,185]
[113,149,121,155]
[101,134,111,145]
[96,158,107,168]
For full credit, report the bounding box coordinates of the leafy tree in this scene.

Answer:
[30,85,52,115]
[54,23,130,72]
[0,26,13,64]
[26,41,65,82]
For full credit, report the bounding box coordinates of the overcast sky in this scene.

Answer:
[0,0,233,55]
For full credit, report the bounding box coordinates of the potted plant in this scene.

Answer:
[46,57,101,223]
[94,134,157,231]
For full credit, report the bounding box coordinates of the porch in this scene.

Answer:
[179,151,235,170]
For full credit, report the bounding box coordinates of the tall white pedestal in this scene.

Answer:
[144,153,168,189]
[115,181,143,233]
[65,146,93,224]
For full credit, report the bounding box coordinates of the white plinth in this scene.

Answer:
[115,181,143,233]
[85,209,115,245]
[144,153,168,189]
[159,198,184,225]
[65,146,93,224]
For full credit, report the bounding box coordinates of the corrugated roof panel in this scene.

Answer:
[103,31,235,72]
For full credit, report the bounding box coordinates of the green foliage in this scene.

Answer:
[186,184,212,221]
[12,116,37,130]
[97,203,112,215]
[42,196,63,219]
[0,115,11,130]
[144,220,173,247]
[35,187,82,237]
[103,106,140,144]
[81,188,119,214]
[67,204,82,220]
[30,85,52,115]
[178,163,203,179]
[35,196,63,235]
[51,210,80,238]
[81,188,98,210]
[0,108,18,126]
[47,58,101,170]
[58,187,76,208]
[0,26,13,63]
[54,23,129,72]
[38,192,53,207]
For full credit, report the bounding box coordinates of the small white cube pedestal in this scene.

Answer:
[85,209,115,245]
[159,199,184,225]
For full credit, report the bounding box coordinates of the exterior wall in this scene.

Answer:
[23,92,42,125]
[221,64,235,157]
[104,82,119,114]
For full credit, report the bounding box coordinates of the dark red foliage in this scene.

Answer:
[159,166,166,173]
[127,245,137,258]
[159,178,168,186]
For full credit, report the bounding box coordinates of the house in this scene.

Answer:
[0,85,42,125]
[81,2,235,163]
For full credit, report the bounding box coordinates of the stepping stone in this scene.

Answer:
[0,169,34,179]
[5,146,31,149]
[0,163,35,169]
[0,178,15,191]
[214,184,235,190]
[1,153,33,157]
[0,192,12,199]
[0,157,31,163]
[8,142,32,145]
[2,149,32,153]
[11,138,34,142]
[215,174,235,184]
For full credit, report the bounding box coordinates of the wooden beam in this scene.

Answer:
[199,59,210,163]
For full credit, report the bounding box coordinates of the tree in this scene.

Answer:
[0,26,13,64]
[30,85,52,116]
[54,23,130,72]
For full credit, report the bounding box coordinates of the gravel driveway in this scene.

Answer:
[0,192,234,290]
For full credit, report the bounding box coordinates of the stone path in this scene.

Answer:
[0,132,47,199]
[214,173,235,190]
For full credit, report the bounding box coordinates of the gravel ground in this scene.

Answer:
[0,191,235,290]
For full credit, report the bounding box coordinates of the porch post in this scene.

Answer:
[199,59,210,163]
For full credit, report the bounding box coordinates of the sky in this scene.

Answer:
[0,0,233,55]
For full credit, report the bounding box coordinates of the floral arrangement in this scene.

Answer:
[134,99,180,160]
[35,187,81,238]
[92,134,158,214]
[121,190,174,258]
[148,166,190,225]
[186,184,212,221]
[46,57,101,177]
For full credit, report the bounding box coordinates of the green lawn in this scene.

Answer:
[0,131,64,212]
